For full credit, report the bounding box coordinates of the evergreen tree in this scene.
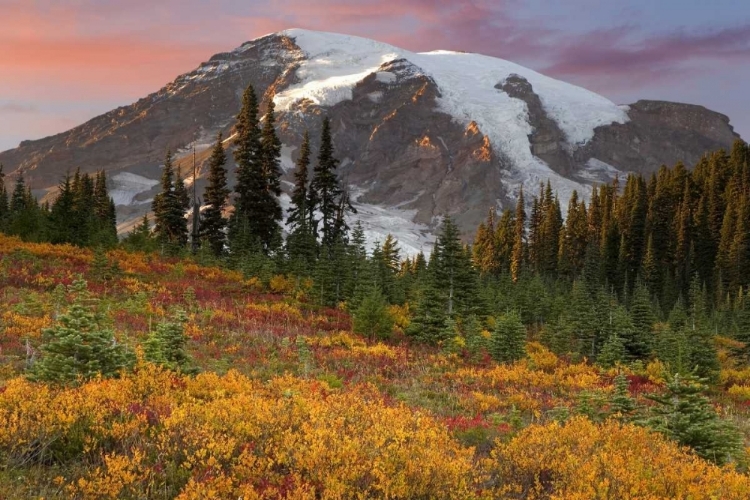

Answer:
[644,373,743,466]
[49,173,76,245]
[122,214,157,253]
[144,311,195,373]
[309,117,351,249]
[490,311,526,364]
[152,150,188,252]
[286,130,318,266]
[628,281,655,359]
[608,373,637,421]
[257,99,283,252]
[352,288,394,340]
[433,217,479,317]
[229,84,264,256]
[407,253,448,344]
[200,132,230,257]
[598,331,626,368]
[0,163,7,228]
[29,278,132,385]
[510,188,526,282]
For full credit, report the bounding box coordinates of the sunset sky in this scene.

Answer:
[1,0,749,152]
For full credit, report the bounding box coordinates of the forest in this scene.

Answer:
[1,83,750,498]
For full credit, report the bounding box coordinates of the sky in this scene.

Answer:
[1,0,749,152]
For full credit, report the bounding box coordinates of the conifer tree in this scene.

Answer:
[152,150,188,252]
[0,164,9,229]
[287,131,311,232]
[49,173,76,245]
[29,278,132,385]
[144,311,195,373]
[432,217,479,317]
[122,214,156,253]
[200,132,230,257]
[490,311,526,363]
[309,117,351,249]
[609,373,637,421]
[352,287,394,340]
[229,84,264,255]
[258,99,283,252]
[407,250,448,344]
[644,373,743,466]
[510,188,526,282]
[10,174,27,214]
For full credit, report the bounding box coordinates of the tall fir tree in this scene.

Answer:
[286,131,317,265]
[309,117,349,250]
[152,150,188,252]
[228,84,264,255]
[510,188,526,282]
[200,132,230,257]
[257,98,283,252]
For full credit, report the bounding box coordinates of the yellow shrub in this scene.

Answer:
[489,417,750,499]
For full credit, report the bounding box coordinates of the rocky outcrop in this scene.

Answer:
[577,100,740,174]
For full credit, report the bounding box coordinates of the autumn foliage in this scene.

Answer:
[1,234,750,498]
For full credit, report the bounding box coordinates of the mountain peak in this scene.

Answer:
[0,30,740,254]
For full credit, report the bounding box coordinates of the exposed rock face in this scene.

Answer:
[0,30,741,251]
[577,100,740,175]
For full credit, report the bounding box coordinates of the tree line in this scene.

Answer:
[0,166,117,248]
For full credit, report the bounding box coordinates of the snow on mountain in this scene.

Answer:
[110,173,159,206]
[274,29,629,203]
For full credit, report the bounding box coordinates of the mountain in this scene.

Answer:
[0,29,740,254]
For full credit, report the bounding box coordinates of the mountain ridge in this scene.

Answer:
[0,29,741,254]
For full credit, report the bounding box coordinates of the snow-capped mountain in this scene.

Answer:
[0,29,740,255]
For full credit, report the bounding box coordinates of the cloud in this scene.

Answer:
[543,24,750,89]
[0,103,38,114]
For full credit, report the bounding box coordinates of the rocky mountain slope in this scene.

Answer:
[0,29,740,254]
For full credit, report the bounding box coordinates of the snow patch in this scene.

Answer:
[577,158,628,183]
[375,71,397,84]
[280,144,297,172]
[367,91,383,103]
[349,189,435,258]
[110,173,158,206]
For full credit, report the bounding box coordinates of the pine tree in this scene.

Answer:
[644,373,743,466]
[309,117,350,249]
[628,281,655,359]
[433,217,479,317]
[29,278,132,385]
[608,372,637,421]
[598,331,626,368]
[0,164,9,230]
[229,84,264,256]
[10,174,27,214]
[257,99,283,252]
[407,253,448,344]
[510,188,526,282]
[352,287,394,340]
[152,150,188,252]
[490,311,526,364]
[201,132,230,256]
[473,207,498,274]
[286,131,311,233]
[122,214,156,253]
[49,173,76,245]
[144,311,195,373]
